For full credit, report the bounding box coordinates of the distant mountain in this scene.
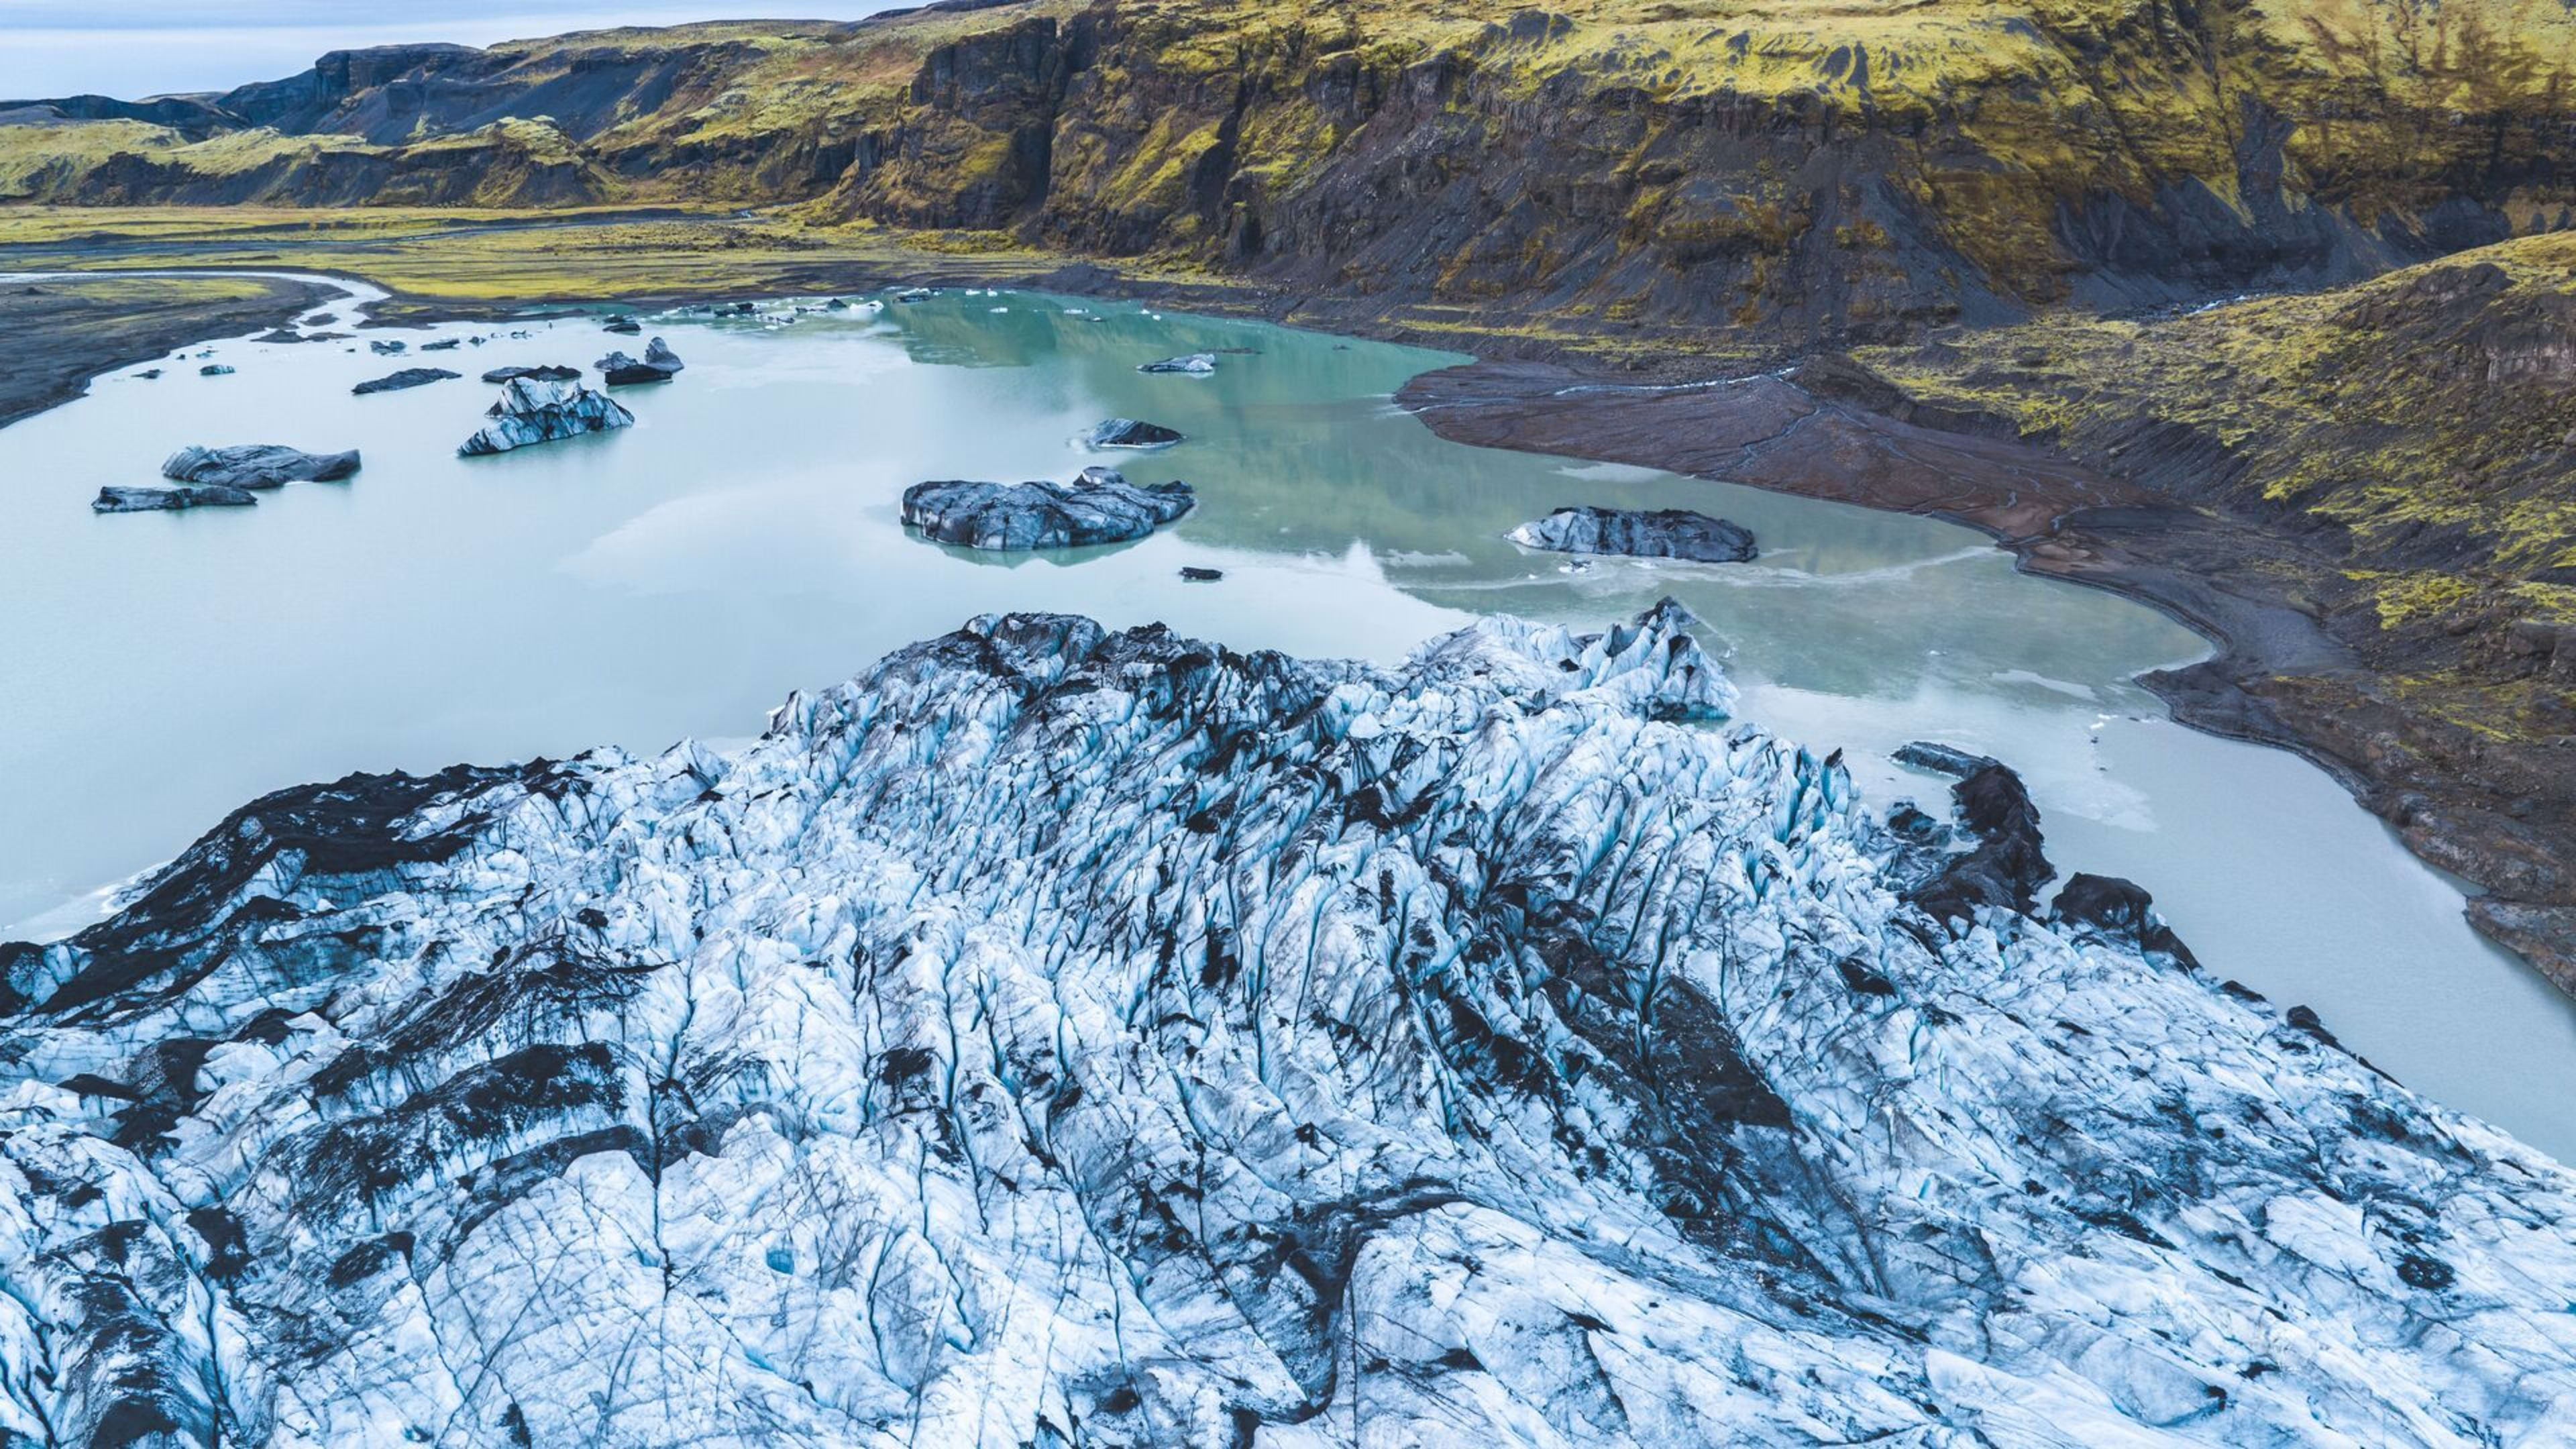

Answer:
[7,0,2576,347]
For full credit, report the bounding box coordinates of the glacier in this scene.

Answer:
[0,602,2572,1446]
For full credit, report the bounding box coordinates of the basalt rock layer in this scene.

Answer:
[11,1,2576,345]
[0,605,2570,1446]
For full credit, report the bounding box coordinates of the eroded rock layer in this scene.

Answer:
[0,606,2569,1446]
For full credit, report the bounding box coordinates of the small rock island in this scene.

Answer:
[1085,418,1184,449]
[902,468,1194,550]
[596,338,684,386]
[352,367,460,396]
[1509,505,1760,564]
[94,444,360,513]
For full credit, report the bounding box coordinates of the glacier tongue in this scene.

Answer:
[1,601,2573,1447]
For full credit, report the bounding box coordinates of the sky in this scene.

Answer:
[0,2,910,101]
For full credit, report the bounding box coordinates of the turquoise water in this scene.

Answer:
[4,278,2571,1157]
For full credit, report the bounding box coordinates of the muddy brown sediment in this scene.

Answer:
[0,276,338,430]
[1398,356,2576,993]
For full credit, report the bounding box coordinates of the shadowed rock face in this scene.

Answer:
[160,445,359,489]
[1509,504,1758,563]
[596,337,684,386]
[0,604,2570,1445]
[10,4,2576,343]
[902,466,1193,549]
[350,367,459,396]
[1083,417,1183,449]
[457,377,633,456]
[478,364,579,384]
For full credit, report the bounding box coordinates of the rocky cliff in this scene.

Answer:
[10,0,2576,345]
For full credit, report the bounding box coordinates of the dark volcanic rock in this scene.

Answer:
[1906,762,2056,924]
[352,367,461,396]
[367,339,407,356]
[420,338,462,352]
[480,364,581,384]
[1179,566,1224,581]
[1137,353,1216,376]
[595,338,683,386]
[601,317,643,335]
[458,377,635,457]
[162,445,360,489]
[1509,506,1759,564]
[93,485,259,513]
[1085,417,1184,449]
[2052,873,2201,970]
[902,467,1194,550]
[1894,741,2001,778]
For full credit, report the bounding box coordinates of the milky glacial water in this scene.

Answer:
[4,280,2573,1158]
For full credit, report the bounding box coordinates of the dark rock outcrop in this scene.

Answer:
[93,485,258,514]
[480,364,580,384]
[162,445,360,489]
[595,338,683,385]
[367,339,407,356]
[1179,565,1223,581]
[902,467,1193,550]
[1084,417,1183,449]
[1508,506,1758,564]
[1893,741,2000,779]
[2051,873,2201,970]
[352,367,460,396]
[1906,762,2056,924]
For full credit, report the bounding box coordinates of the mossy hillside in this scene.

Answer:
[1861,231,2576,745]
[809,0,2576,345]
[8,0,2576,345]
[0,205,1108,308]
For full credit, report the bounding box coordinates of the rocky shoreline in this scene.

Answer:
[0,274,337,431]
[1397,356,2576,991]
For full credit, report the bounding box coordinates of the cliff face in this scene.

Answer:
[9,1,2576,344]
[849,0,2576,346]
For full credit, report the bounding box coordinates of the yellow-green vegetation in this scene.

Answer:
[6,0,2575,345]
[0,205,1167,308]
[11,272,284,307]
[1864,230,2576,736]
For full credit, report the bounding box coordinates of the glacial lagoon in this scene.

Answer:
[5,278,2571,1156]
